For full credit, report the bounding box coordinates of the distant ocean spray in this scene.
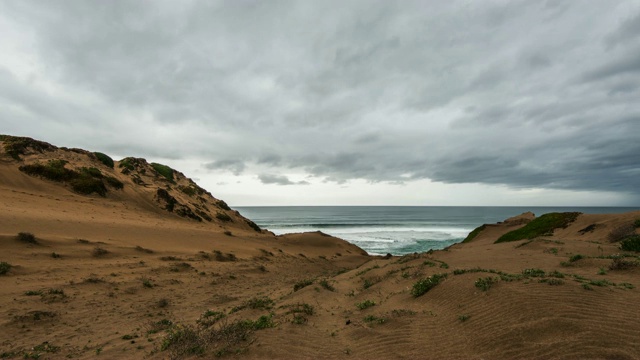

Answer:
[235,206,639,255]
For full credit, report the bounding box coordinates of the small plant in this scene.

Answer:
[609,257,638,270]
[141,278,154,288]
[540,278,564,285]
[549,270,565,278]
[620,235,640,252]
[411,273,447,297]
[292,314,308,324]
[363,315,386,324]
[92,247,109,257]
[474,277,496,291]
[25,290,43,296]
[458,314,471,322]
[522,268,545,277]
[320,279,335,291]
[0,262,12,275]
[391,309,416,317]
[356,300,376,310]
[157,298,170,308]
[135,246,154,254]
[294,279,314,291]
[569,254,584,262]
[598,267,607,275]
[197,310,226,328]
[582,283,593,290]
[51,252,61,258]
[16,232,37,244]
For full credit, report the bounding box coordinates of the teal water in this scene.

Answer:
[235,206,639,255]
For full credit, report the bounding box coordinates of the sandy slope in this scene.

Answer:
[1,136,640,359]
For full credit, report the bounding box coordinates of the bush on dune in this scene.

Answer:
[93,152,114,168]
[495,212,580,243]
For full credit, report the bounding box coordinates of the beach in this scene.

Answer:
[1,136,640,359]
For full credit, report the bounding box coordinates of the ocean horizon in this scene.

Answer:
[236,206,640,255]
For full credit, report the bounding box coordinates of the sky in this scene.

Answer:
[1,1,639,206]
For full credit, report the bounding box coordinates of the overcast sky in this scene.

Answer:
[1,1,639,206]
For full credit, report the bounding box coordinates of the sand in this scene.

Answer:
[1,136,640,359]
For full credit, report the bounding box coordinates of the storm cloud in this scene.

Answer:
[1,1,639,204]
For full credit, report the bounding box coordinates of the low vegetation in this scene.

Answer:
[19,160,123,196]
[411,273,447,297]
[294,279,314,291]
[462,224,487,243]
[1,135,55,160]
[0,261,11,275]
[620,235,640,252]
[16,232,37,244]
[495,212,580,243]
[93,152,114,168]
[151,162,175,183]
[475,277,496,291]
[356,300,376,310]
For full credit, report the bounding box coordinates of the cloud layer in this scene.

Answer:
[1,1,639,204]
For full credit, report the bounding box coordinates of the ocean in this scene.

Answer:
[235,206,639,255]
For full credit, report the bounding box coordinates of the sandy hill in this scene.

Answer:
[1,135,640,359]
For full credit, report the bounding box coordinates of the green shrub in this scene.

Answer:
[93,152,114,168]
[569,254,584,262]
[411,273,447,297]
[474,277,496,291]
[356,300,376,310]
[161,325,205,356]
[245,219,261,232]
[495,212,580,243]
[609,257,638,270]
[363,315,386,324]
[634,219,640,228]
[463,224,487,243]
[216,212,233,222]
[216,200,231,211]
[1,135,55,160]
[294,279,313,291]
[19,160,75,182]
[320,279,335,291]
[118,158,135,171]
[70,176,107,196]
[16,232,37,244]
[0,262,11,275]
[522,268,545,277]
[620,235,640,252]
[151,163,175,182]
[197,310,226,328]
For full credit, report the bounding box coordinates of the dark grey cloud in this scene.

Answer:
[258,174,309,186]
[1,1,640,204]
[204,159,246,175]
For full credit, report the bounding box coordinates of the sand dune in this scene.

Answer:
[1,135,640,359]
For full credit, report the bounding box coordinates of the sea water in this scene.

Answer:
[235,206,638,256]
